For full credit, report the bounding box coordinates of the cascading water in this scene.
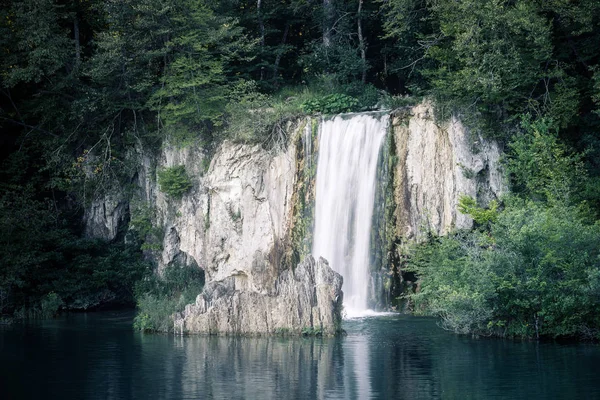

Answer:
[312,113,388,318]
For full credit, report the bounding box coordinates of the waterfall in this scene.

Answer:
[302,119,312,171]
[312,113,388,317]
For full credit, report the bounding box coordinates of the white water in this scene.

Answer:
[302,119,312,170]
[312,113,388,318]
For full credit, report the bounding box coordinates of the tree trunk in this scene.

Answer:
[74,16,81,70]
[357,0,367,83]
[323,0,333,47]
[272,23,290,83]
[257,0,266,80]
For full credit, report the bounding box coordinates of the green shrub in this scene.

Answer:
[301,93,359,115]
[507,116,585,204]
[224,80,305,147]
[301,326,323,336]
[157,165,192,198]
[129,203,163,251]
[133,264,205,332]
[39,292,63,318]
[342,82,380,110]
[410,201,600,340]
[458,195,499,225]
[133,293,179,332]
[274,327,291,335]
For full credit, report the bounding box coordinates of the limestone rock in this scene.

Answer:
[83,106,507,325]
[174,256,343,335]
[392,103,505,240]
[84,193,128,241]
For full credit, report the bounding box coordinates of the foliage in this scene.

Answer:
[129,203,163,251]
[382,0,600,139]
[411,202,600,339]
[0,183,151,316]
[157,166,193,198]
[410,115,600,340]
[301,326,323,337]
[378,94,421,110]
[133,264,205,332]
[40,293,64,319]
[223,80,303,147]
[300,41,366,85]
[458,195,499,226]
[506,116,586,204]
[146,0,253,136]
[301,94,359,115]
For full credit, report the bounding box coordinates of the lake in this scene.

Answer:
[1,311,599,399]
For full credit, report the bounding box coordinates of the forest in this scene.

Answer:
[1,0,600,339]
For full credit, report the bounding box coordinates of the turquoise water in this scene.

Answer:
[1,312,599,399]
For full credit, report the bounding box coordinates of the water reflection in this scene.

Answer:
[2,313,600,399]
[134,334,348,399]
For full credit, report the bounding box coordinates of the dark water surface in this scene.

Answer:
[1,312,599,399]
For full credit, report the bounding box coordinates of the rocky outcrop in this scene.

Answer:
[391,103,504,241]
[84,193,128,241]
[174,256,343,335]
[84,102,506,328]
[85,128,300,278]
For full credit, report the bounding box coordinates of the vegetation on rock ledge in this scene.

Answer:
[157,166,193,199]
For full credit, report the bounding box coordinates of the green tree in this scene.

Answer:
[506,116,585,204]
[382,0,600,136]
[148,0,251,137]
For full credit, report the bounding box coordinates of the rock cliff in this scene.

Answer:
[84,102,505,331]
[391,103,504,241]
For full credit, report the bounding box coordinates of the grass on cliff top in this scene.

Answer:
[222,78,417,147]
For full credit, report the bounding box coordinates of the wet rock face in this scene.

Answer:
[174,256,343,335]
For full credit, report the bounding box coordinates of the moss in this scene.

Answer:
[368,120,402,309]
[283,118,318,270]
[301,326,323,337]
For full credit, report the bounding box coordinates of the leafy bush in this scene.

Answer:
[134,264,205,332]
[301,326,323,336]
[458,195,499,226]
[53,240,151,311]
[0,187,151,317]
[224,80,305,147]
[506,116,585,204]
[224,80,389,146]
[301,93,359,115]
[409,115,600,340]
[410,201,600,340]
[39,292,64,318]
[133,293,179,332]
[342,82,380,110]
[157,165,192,198]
